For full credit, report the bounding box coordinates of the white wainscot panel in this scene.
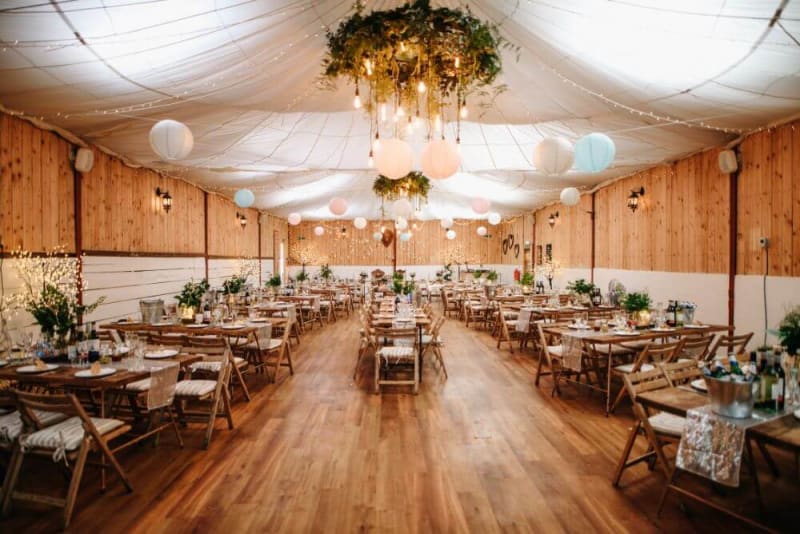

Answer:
[735,275,800,350]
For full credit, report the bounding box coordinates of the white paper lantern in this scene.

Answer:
[234,189,255,208]
[471,197,491,215]
[445,229,456,240]
[374,138,414,180]
[440,217,454,229]
[420,139,460,179]
[487,212,502,226]
[372,231,383,241]
[314,225,325,236]
[287,212,302,226]
[533,137,574,175]
[395,216,408,231]
[149,119,194,161]
[353,217,367,229]
[328,197,348,216]
[400,232,412,242]
[392,198,413,219]
[477,226,487,236]
[560,187,581,207]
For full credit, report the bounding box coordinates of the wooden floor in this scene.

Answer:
[2,309,798,533]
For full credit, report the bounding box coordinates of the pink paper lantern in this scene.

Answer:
[471,197,491,215]
[328,197,348,216]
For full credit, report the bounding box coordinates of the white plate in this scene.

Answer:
[651,327,676,332]
[683,324,708,329]
[0,360,7,368]
[145,349,179,359]
[222,324,246,330]
[794,409,800,421]
[16,363,59,374]
[154,321,175,327]
[568,324,591,330]
[186,323,207,329]
[248,317,269,323]
[612,330,640,336]
[75,367,117,378]
[690,378,708,392]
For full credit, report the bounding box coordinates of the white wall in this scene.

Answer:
[287,264,519,284]
[593,268,729,326]
[539,267,593,292]
[735,274,800,349]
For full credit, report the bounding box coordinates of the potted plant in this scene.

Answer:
[320,264,333,282]
[392,271,405,295]
[518,271,534,290]
[622,291,652,327]
[566,278,596,305]
[222,275,247,295]
[486,270,499,284]
[175,278,209,320]
[296,269,309,285]
[441,263,453,282]
[266,274,282,289]
[772,305,800,354]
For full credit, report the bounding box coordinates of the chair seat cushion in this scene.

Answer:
[175,380,217,397]
[21,416,124,451]
[242,339,282,351]
[378,346,414,359]
[191,356,246,373]
[648,412,685,436]
[125,378,151,392]
[0,410,68,445]
[614,362,655,373]
[421,335,442,345]
[547,345,563,357]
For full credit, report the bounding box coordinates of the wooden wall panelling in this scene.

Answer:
[81,148,206,254]
[533,194,592,269]
[205,193,259,258]
[0,113,75,252]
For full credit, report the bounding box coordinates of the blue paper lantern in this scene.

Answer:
[234,188,255,208]
[574,133,615,173]
[400,232,412,242]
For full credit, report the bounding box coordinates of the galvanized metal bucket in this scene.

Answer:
[706,377,756,419]
[139,299,165,325]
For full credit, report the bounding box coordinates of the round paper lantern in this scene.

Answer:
[440,217,454,229]
[287,212,302,226]
[314,225,325,236]
[560,187,581,207]
[471,197,491,215]
[372,231,382,241]
[574,133,616,173]
[392,198,413,219]
[420,139,460,179]
[400,232,412,242]
[234,189,255,208]
[374,138,414,180]
[353,217,367,229]
[487,212,502,226]
[328,197,348,216]
[149,119,194,161]
[477,226,487,236]
[395,216,408,231]
[533,137,574,175]
[445,229,456,240]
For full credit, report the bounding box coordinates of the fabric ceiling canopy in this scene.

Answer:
[0,0,798,219]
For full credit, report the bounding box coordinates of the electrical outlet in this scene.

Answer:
[759,237,769,249]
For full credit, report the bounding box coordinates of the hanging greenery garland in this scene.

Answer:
[372,172,431,202]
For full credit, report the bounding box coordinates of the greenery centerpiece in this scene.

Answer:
[486,270,499,284]
[437,263,453,282]
[12,247,105,349]
[222,275,247,295]
[175,278,209,319]
[518,271,534,290]
[773,306,800,354]
[622,291,652,326]
[267,275,282,289]
[320,264,333,282]
[566,278,596,305]
[296,269,309,285]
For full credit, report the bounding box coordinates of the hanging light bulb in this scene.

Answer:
[380,102,387,121]
[417,80,426,93]
[368,148,374,168]
[396,106,405,118]
[434,114,441,132]
[400,41,406,52]
[455,56,460,69]
[353,86,362,109]
[406,119,414,135]
[373,132,381,150]
[364,58,373,76]
[460,103,468,119]
[413,113,422,129]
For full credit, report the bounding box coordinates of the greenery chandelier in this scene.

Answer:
[323,0,509,163]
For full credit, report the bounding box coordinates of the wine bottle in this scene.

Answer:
[729,353,743,376]
[775,352,786,411]
[88,322,100,362]
[203,299,211,323]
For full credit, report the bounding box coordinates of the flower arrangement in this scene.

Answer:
[566,279,596,296]
[437,263,453,282]
[11,247,105,347]
[320,264,333,280]
[486,270,499,283]
[222,275,247,295]
[518,271,534,287]
[296,269,309,283]
[773,305,800,354]
[622,291,652,313]
[175,278,209,310]
[372,173,431,211]
[267,275,282,288]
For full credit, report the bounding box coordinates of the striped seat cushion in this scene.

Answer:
[546,345,563,357]
[378,346,414,359]
[21,416,124,451]
[175,380,217,397]
[421,335,442,345]
[191,356,246,373]
[242,339,282,351]
[125,378,151,392]
[614,363,655,373]
[648,412,686,436]
[0,410,68,445]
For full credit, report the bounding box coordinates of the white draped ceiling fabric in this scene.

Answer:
[1,0,798,219]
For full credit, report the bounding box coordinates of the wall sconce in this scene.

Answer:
[547,211,559,229]
[155,187,172,213]
[627,187,645,213]
[236,212,247,228]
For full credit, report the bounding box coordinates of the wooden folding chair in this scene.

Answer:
[186,336,251,402]
[612,368,682,487]
[421,316,447,378]
[1,390,132,528]
[609,339,686,413]
[374,327,419,394]
[497,305,526,354]
[534,322,564,393]
[660,359,703,387]
[707,332,753,361]
[174,345,234,449]
[253,321,293,383]
[148,333,186,346]
[677,333,714,362]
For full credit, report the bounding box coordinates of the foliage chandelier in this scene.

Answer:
[323,0,509,158]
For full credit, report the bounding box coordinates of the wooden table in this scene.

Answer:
[543,324,730,414]
[637,386,799,532]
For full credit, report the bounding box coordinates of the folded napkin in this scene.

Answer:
[676,407,745,487]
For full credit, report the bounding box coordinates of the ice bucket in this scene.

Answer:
[139,299,165,325]
[705,377,756,419]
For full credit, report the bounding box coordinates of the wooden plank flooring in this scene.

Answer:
[1,311,798,533]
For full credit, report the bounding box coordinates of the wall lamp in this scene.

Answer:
[155,187,172,213]
[236,212,248,228]
[547,211,559,229]
[627,187,645,213]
